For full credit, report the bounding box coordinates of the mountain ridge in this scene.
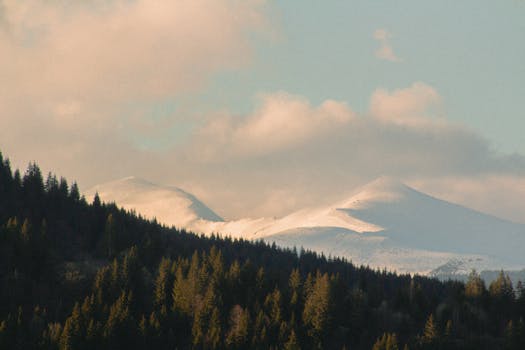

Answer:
[85,176,223,228]
[85,176,525,274]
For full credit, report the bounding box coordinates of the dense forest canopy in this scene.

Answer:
[0,150,524,349]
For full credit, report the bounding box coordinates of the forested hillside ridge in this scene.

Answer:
[1,151,525,349]
[89,176,525,276]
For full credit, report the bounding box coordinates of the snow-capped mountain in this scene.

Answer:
[207,177,525,274]
[85,177,223,228]
[85,176,525,275]
[331,177,525,261]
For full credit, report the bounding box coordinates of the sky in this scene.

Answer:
[1,0,525,222]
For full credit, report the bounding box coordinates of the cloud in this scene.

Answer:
[374,28,401,62]
[1,7,524,227]
[0,0,267,101]
[2,3,522,224]
[0,0,269,183]
[177,83,525,221]
[370,82,443,125]
[193,92,355,159]
[410,175,525,224]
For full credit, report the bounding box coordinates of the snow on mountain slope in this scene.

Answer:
[265,227,509,274]
[85,177,223,228]
[330,177,525,263]
[85,176,525,275]
[200,177,525,273]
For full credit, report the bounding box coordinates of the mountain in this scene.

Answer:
[6,155,525,349]
[86,176,525,274]
[331,177,525,259]
[85,176,223,228]
[251,177,525,274]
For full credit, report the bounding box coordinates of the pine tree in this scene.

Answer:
[422,313,438,344]
[149,311,161,339]
[154,257,173,311]
[60,303,83,350]
[465,269,485,299]
[104,290,134,348]
[303,272,331,347]
[20,218,31,243]
[489,271,514,300]
[207,307,222,349]
[45,173,59,193]
[289,268,302,308]
[104,214,117,258]
[93,192,101,207]
[264,288,282,326]
[58,177,69,197]
[43,323,63,349]
[373,333,399,350]
[22,163,44,199]
[172,265,192,315]
[226,304,250,348]
[284,329,300,350]
[252,310,269,349]
[69,182,80,201]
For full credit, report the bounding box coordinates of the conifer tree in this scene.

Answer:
[154,257,173,311]
[284,329,300,350]
[104,214,117,258]
[303,272,331,347]
[93,193,101,207]
[289,268,301,308]
[226,304,250,348]
[465,269,485,299]
[207,307,222,349]
[70,182,80,201]
[58,177,69,197]
[60,303,83,350]
[20,218,31,243]
[264,288,282,326]
[45,173,59,194]
[372,333,399,350]
[422,313,438,344]
[489,271,514,300]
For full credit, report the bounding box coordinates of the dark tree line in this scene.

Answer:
[0,151,525,349]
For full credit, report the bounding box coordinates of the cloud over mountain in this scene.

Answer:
[193,92,355,159]
[0,1,523,224]
[178,83,525,221]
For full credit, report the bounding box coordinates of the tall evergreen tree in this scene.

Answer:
[303,272,331,348]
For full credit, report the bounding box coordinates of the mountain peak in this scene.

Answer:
[113,176,158,188]
[358,176,414,194]
[338,176,413,209]
[85,177,223,226]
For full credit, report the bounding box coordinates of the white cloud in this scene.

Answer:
[370,82,443,125]
[0,0,267,102]
[374,28,401,62]
[193,92,355,159]
[0,0,269,183]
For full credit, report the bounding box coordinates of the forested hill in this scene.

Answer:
[0,151,524,350]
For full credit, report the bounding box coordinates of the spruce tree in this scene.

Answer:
[303,272,331,347]
[465,269,485,299]
[422,313,438,344]
[226,304,250,348]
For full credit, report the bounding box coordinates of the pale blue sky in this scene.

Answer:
[191,0,525,153]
